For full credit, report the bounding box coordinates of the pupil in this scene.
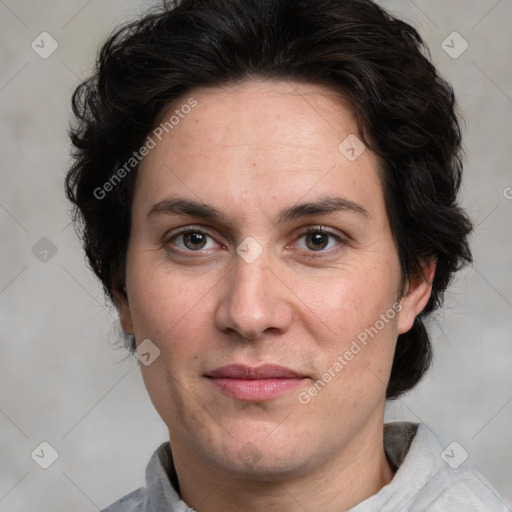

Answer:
[185,232,206,249]
[308,232,327,250]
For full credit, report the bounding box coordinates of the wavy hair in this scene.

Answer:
[65,0,473,399]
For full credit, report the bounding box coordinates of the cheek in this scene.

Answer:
[126,253,210,340]
[301,262,400,339]
[129,264,212,425]
[303,263,401,395]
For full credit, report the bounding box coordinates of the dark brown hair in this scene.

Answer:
[65,0,473,399]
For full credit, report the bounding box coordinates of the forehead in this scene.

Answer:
[153,79,358,162]
[134,79,385,223]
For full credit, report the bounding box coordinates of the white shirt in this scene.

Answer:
[102,422,510,511]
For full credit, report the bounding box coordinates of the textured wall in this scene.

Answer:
[0,0,510,510]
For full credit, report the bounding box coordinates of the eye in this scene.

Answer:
[295,227,344,252]
[167,228,219,252]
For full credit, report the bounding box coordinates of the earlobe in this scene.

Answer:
[113,289,135,334]
[397,259,436,335]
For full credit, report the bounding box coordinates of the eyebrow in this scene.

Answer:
[147,196,369,224]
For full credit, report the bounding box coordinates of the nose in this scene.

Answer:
[214,250,293,341]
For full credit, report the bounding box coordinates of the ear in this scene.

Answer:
[112,288,135,334]
[397,259,436,335]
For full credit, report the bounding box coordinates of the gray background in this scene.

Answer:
[0,0,511,510]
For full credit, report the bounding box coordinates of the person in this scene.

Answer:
[64,0,510,510]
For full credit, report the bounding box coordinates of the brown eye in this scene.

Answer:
[305,231,330,250]
[168,229,217,252]
[182,231,208,250]
[295,227,344,253]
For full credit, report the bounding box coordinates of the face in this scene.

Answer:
[117,80,432,480]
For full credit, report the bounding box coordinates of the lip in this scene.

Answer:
[206,364,307,401]
[207,364,303,379]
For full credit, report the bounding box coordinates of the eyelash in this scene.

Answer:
[165,226,345,257]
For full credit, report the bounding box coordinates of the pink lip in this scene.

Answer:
[206,364,306,401]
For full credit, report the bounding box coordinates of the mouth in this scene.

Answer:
[205,364,308,402]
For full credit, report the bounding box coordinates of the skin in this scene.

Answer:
[115,79,434,512]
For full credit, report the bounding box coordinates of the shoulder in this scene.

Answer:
[395,423,510,511]
[413,465,511,511]
[100,441,185,512]
[101,487,147,512]
[351,423,510,512]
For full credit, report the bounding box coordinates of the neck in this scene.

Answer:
[170,417,394,512]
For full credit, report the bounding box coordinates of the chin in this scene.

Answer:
[204,436,317,481]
